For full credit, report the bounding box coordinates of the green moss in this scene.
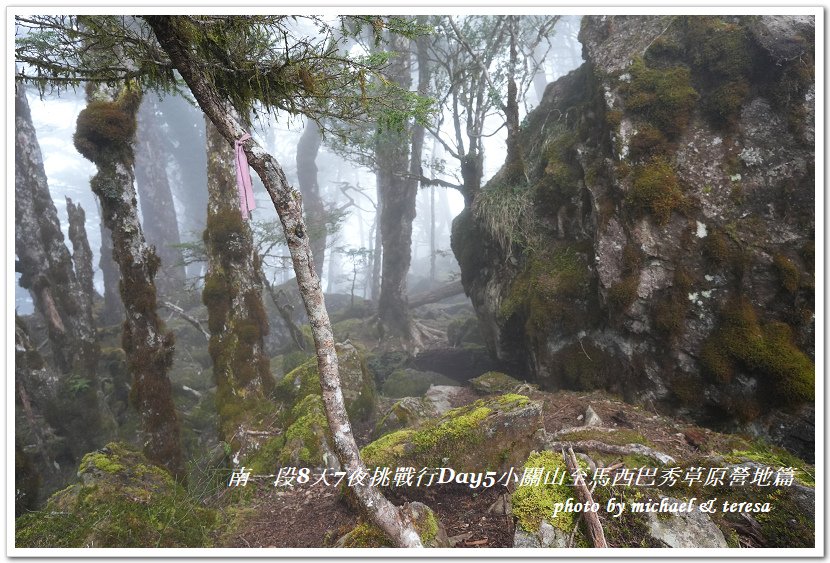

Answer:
[701,298,814,408]
[702,229,731,265]
[340,522,394,548]
[607,276,639,316]
[361,395,529,469]
[629,123,668,161]
[724,441,813,487]
[621,58,699,138]
[773,253,801,294]
[501,245,592,334]
[470,371,522,394]
[279,394,329,466]
[557,428,652,447]
[205,209,250,264]
[73,97,139,165]
[652,267,692,340]
[626,156,685,225]
[512,451,576,533]
[16,442,216,548]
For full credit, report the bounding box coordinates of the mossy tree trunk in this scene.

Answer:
[135,94,187,298]
[74,83,184,479]
[376,31,416,342]
[146,15,424,548]
[296,119,326,278]
[203,118,274,458]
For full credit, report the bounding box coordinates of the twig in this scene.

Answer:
[159,301,210,341]
[563,447,608,548]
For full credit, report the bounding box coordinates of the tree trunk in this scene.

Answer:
[203,118,274,457]
[74,83,184,479]
[146,15,423,547]
[296,119,326,278]
[504,16,525,180]
[376,32,416,341]
[16,85,85,374]
[158,93,208,279]
[135,94,187,297]
[98,208,124,325]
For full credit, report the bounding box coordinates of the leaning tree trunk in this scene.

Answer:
[73,83,184,479]
[135,94,187,298]
[296,119,327,278]
[146,15,423,548]
[203,118,274,458]
[376,31,416,342]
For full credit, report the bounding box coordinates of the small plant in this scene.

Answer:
[68,375,91,394]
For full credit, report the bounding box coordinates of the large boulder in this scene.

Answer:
[381,368,458,398]
[361,394,542,471]
[246,341,375,471]
[15,443,217,548]
[452,14,815,456]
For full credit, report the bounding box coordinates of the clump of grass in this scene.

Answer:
[474,184,538,255]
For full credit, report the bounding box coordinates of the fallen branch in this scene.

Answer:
[159,301,210,341]
[408,280,465,309]
[563,447,608,548]
[546,439,676,466]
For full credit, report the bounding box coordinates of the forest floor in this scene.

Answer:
[205,299,756,548]
[219,383,715,548]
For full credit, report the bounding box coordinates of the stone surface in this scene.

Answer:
[644,497,728,548]
[451,15,815,456]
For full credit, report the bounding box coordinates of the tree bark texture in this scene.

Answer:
[74,83,184,479]
[146,15,423,548]
[135,94,187,297]
[15,85,91,375]
[203,118,274,456]
[98,213,125,325]
[296,119,326,278]
[376,32,416,341]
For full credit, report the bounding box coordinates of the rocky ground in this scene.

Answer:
[15,296,816,550]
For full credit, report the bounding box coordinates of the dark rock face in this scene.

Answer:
[452,15,814,459]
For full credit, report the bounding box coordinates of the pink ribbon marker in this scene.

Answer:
[235,133,256,219]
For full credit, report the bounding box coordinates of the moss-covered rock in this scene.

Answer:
[361,394,541,471]
[470,371,523,394]
[15,442,217,548]
[373,396,437,439]
[275,341,375,421]
[254,342,374,469]
[380,368,458,398]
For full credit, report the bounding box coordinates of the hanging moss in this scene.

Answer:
[626,156,686,225]
[628,123,668,161]
[620,58,699,138]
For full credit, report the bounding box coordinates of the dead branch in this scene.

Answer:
[159,301,210,341]
[563,447,608,548]
[548,439,676,466]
